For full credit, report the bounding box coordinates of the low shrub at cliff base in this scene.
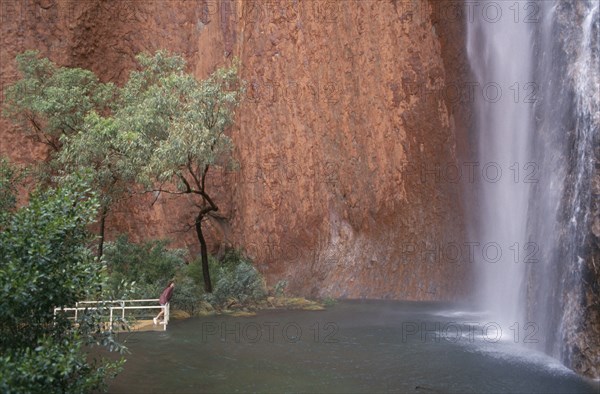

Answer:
[103,238,267,314]
[171,274,203,315]
[190,249,267,309]
[191,251,328,313]
[103,240,331,315]
[104,236,186,291]
[103,236,201,314]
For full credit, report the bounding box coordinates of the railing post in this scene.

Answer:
[75,302,78,321]
[109,307,113,330]
[164,302,169,331]
[121,301,125,320]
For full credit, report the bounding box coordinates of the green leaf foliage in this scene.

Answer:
[206,250,267,306]
[103,238,268,313]
[2,48,248,301]
[2,50,114,151]
[0,177,123,393]
[104,235,186,297]
[0,335,123,394]
[57,113,130,210]
[0,157,25,225]
[2,51,123,253]
[104,236,207,315]
[115,50,243,187]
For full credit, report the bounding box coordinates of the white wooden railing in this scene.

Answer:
[53,299,170,331]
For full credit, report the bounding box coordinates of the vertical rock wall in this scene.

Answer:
[0,0,471,300]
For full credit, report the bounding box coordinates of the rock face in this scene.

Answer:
[523,0,600,379]
[0,0,471,300]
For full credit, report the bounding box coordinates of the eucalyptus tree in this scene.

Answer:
[57,113,134,257]
[3,51,114,153]
[116,51,243,292]
[3,50,242,291]
[2,51,121,257]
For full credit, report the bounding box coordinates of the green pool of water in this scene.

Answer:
[107,300,599,393]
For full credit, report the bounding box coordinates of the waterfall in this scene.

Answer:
[466,0,599,375]
[466,0,536,331]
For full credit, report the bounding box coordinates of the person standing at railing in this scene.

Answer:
[153,281,175,325]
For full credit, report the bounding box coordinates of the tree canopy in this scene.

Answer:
[114,51,243,292]
[3,51,114,152]
[3,50,244,291]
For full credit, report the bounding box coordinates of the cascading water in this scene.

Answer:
[466,0,536,333]
[466,0,599,377]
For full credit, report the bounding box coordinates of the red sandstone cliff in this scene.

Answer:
[0,0,472,300]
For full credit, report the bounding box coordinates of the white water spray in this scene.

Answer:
[466,0,535,329]
[466,0,599,374]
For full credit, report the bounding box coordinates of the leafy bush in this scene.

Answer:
[322,296,338,307]
[0,335,122,394]
[170,275,202,315]
[0,157,25,226]
[103,236,203,314]
[104,236,184,293]
[103,239,267,313]
[0,178,123,393]
[206,250,267,307]
[274,280,288,297]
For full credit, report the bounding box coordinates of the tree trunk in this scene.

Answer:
[195,212,212,292]
[97,205,108,259]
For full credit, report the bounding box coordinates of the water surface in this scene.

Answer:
[108,301,598,393]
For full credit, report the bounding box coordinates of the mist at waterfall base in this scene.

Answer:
[465,0,599,376]
[106,302,597,393]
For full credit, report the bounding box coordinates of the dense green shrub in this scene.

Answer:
[170,275,203,315]
[103,236,202,314]
[0,335,122,394]
[104,236,182,300]
[206,250,267,306]
[274,280,288,297]
[103,239,267,313]
[0,178,123,393]
[0,157,25,226]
